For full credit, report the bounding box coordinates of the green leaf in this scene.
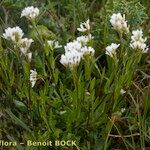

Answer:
[13,100,27,112]
[29,25,56,40]
[5,108,32,134]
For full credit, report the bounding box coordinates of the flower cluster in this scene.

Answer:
[110,13,129,33]
[105,43,120,58]
[80,46,95,56]
[21,6,39,20]
[76,34,93,45]
[60,51,82,68]
[19,38,34,54]
[3,26,34,61]
[3,26,35,86]
[130,29,148,53]
[3,26,24,43]
[106,13,149,59]
[60,41,82,68]
[2,6,41,88]
[60,19,95,69]
[30,69,37,87]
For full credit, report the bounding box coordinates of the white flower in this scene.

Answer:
[47,40,62,49]
[3,26,24,43]
[64,40,82,52]
[130,29,148,53]
[21,6,39,20]
[61,27,95,68]
[130,41,148,53]
[77,19,90,32]
[54,41,62,49]
[76,34,93,45]
[19,38,34,54]
[105,43,120,58]
[81,46,95,56]
[60,110,67,115]
[60,51,82,68]
[30,69,37,87]
[121,108,126,113]
[120,89,126,95]
[64,40,95,57]
[131,30,146,43]
[110,13,129,33]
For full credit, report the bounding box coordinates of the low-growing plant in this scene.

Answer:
[0,0,150,150]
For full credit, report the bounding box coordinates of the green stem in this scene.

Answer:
[104,117,114,150]
[138,109,145,149]
[71,67,78,109]
[32,21,44,45]
[85,55,92,82]
[102,0,108,47]
[28,62,31,112]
